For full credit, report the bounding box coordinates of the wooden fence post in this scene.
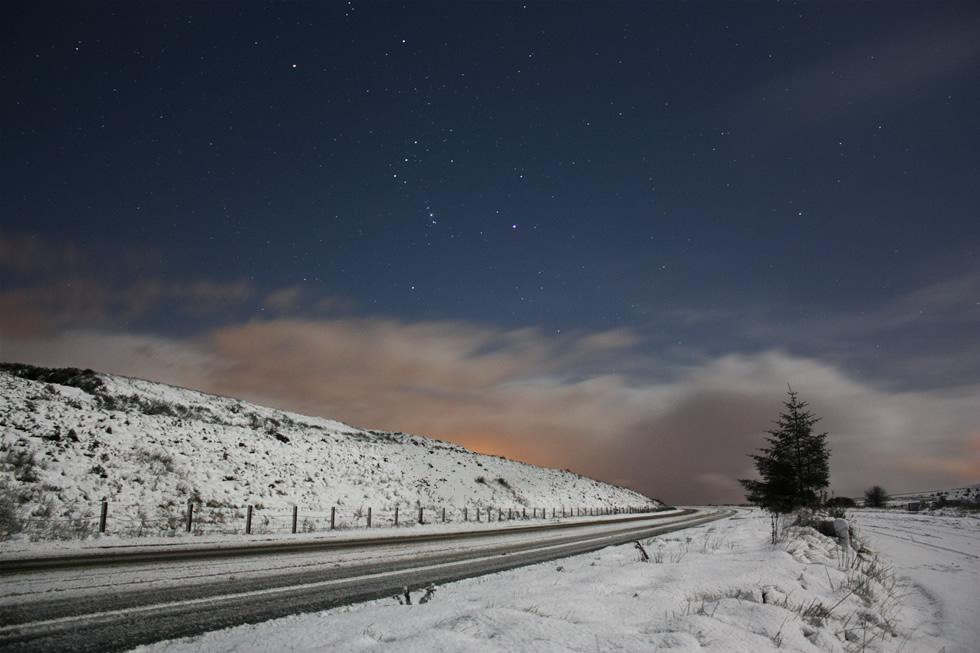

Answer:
[442,507,446,523]
[291,505,298,534]
[185,499,194,532]
[330,506,336,530]
[99,500,108,534]
[464,507,468,522]
[246,505,253,535]
[395,506,399,526]
[418,506,424,525]
[367,507,372,528]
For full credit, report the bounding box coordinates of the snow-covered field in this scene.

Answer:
[130,508,979,653]
[853,509,979,653]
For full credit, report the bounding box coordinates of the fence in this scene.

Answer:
[14,499,661,540]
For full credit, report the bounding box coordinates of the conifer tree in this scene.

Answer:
[740,386,831,542]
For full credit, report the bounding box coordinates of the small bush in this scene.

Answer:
[0,481,26,540]
[864,485,889,508]
[134,448,177,474]
[142,399,177,417]
[3,447,41,483]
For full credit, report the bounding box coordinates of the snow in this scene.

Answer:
[0,365,658,549]
[128,508,980,652]
[3,366,977,652]
[0,511,694,605]
[852,509,980,653]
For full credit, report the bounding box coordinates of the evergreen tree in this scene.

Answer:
[740,387,831,541]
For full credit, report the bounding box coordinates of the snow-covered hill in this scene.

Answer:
[883,484,979,507]
[0,364,659,540]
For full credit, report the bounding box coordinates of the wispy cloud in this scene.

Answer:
[0,277,256,336]
[648,270,980,391]
[737,14,980,132]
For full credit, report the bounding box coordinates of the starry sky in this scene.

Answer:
[2,1,978,505]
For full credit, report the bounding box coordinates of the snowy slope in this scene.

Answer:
[881,484,980,507]
[0,364,659,540]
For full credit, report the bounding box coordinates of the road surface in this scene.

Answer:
[0,509,730,652]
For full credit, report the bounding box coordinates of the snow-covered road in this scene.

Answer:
[0,510,722,652]
[123,507,979,653]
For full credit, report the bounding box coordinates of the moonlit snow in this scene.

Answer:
[0,366,657,543]
[128,508,979,653]
[2,366,977,652]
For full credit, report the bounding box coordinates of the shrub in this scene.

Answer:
[3,447,40,482]
[142,399,177,417]
[0,363,105,394]
[0,481,25,540]
[864,485,889,508]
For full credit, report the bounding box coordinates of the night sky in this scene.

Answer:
[2,1,978,504]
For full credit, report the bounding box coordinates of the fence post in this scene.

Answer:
[464,507,468,522]
[292,505,298,534]
[331,506,336,530]
[419,506,424,524]
[246,505,253,535]
[395,506,399,526]
[442,507,446,523]
[367,507,372,528]
[99,500,108,534]
[185,499,194,532]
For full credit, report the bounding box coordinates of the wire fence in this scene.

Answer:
[10,499,661,541]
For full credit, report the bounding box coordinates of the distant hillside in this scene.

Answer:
[0,363,660,540]
[881,484,980,506]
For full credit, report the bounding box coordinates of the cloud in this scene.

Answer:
[2,231,976,505]
[0,231,89,277]
[264,286,303,313]
[649,270,980,391]
[0,276,256,336]
[737,14,980,132]
[3,321,976,506]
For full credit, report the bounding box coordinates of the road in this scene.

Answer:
[0,509,730,652]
